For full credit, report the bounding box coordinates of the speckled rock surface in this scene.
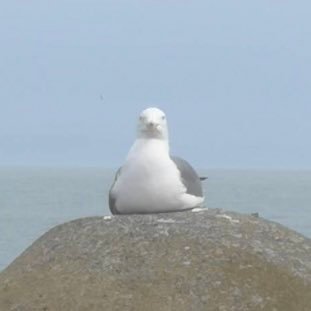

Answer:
[0,209,310,311]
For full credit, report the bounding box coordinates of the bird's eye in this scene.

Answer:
[139,115,143,121]
[161,115,166,120]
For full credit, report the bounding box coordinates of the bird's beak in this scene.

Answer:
[146,120,160,130]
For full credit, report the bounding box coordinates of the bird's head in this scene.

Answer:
[137,107,168,140]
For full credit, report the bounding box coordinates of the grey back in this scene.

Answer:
[171,156,203,197]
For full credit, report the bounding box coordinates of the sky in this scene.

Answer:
[0,0,310,169]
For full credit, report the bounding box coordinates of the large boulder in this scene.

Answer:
[0,209,310,311]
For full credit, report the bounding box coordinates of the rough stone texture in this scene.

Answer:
[0,209,311,311]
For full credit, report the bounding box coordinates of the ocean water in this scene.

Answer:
[0,167,310,271]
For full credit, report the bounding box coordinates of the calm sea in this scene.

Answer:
[0,168,310,271]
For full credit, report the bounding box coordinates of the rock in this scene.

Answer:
[0,209,310,311]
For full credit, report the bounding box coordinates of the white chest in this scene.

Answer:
[112,139,186,213]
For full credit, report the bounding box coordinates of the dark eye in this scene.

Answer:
[161,115,165,120]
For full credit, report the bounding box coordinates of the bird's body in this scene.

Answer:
[109,107,205,214]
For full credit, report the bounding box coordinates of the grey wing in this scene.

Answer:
[171,156,203,197]
[109,167,122,215]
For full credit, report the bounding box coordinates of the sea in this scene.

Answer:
[0,167,310,271]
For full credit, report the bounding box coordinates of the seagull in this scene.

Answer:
[109,107,205,214]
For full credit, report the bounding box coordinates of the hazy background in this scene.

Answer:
[1,0,310,169]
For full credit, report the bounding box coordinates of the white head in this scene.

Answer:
[137,107,169,140]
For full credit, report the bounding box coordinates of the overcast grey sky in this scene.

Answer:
[0,0,310,169]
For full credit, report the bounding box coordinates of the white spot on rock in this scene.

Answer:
[192,207,208,213]
[157,218,175,223]
[216,214,240,224]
